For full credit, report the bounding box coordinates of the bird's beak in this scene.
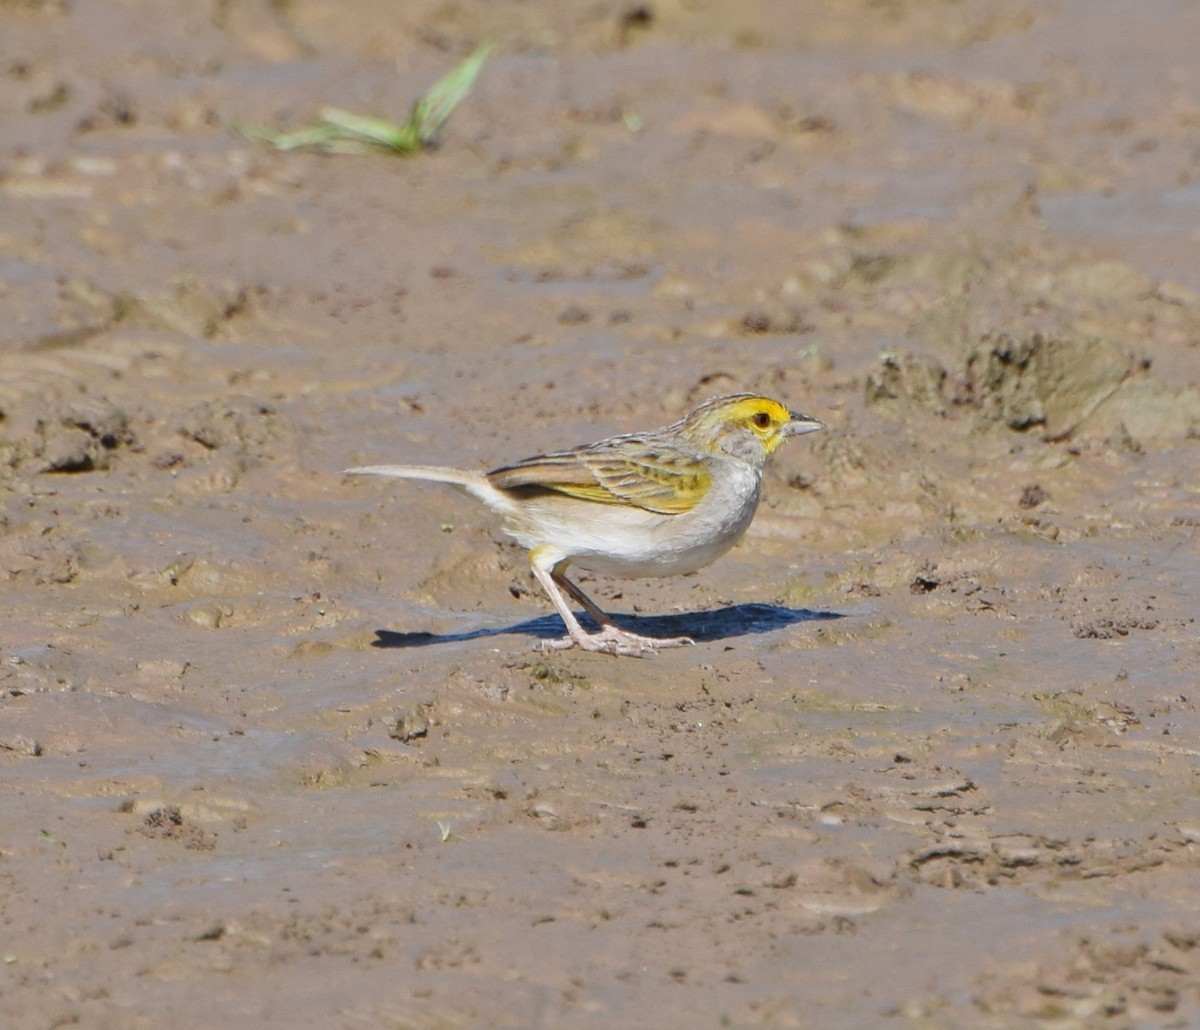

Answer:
[785,411,823,437]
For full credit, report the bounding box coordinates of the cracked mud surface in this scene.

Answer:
[2,2,1199,1027]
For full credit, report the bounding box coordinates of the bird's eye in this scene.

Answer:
[751,411,772,430]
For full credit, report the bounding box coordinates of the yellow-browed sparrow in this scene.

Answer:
[345,394,822,657]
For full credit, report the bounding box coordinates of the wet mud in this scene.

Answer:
[2,1,1199,1026]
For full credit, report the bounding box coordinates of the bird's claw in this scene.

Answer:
[539,627,695,658]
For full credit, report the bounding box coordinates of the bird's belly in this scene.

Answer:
[571,528,742,578]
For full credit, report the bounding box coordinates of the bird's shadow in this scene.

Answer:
[371,603,841,651]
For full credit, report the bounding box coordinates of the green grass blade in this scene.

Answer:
[237,40,494,156]
[411,40,496,146]
[256,124,344,151]
[318,106,421,152]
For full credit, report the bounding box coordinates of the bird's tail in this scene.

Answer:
[343,464,515,515]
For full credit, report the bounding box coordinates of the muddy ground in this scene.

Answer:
[2,1,1199,1027]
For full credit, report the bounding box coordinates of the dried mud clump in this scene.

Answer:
[0,534,81,584]
[962,332,1132,439]
[1073,615,1162,640]
[135,805,217,851]
[972,928,1200,1024]
[1018,483,1048,509]
[863,350,948,411]
[128,278,250,340]
[389,702,431,743]
[0,394,133,473]
[865,332,1200,446]
[176,397,279,455]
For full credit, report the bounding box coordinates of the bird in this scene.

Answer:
[344,393,822,657]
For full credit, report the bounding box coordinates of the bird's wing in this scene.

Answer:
[487,436,711,516]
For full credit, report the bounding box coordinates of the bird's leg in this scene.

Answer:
[556,569,695,654]
[553,570,619,629]
[528,552,693,657]
[529,562,602,650]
